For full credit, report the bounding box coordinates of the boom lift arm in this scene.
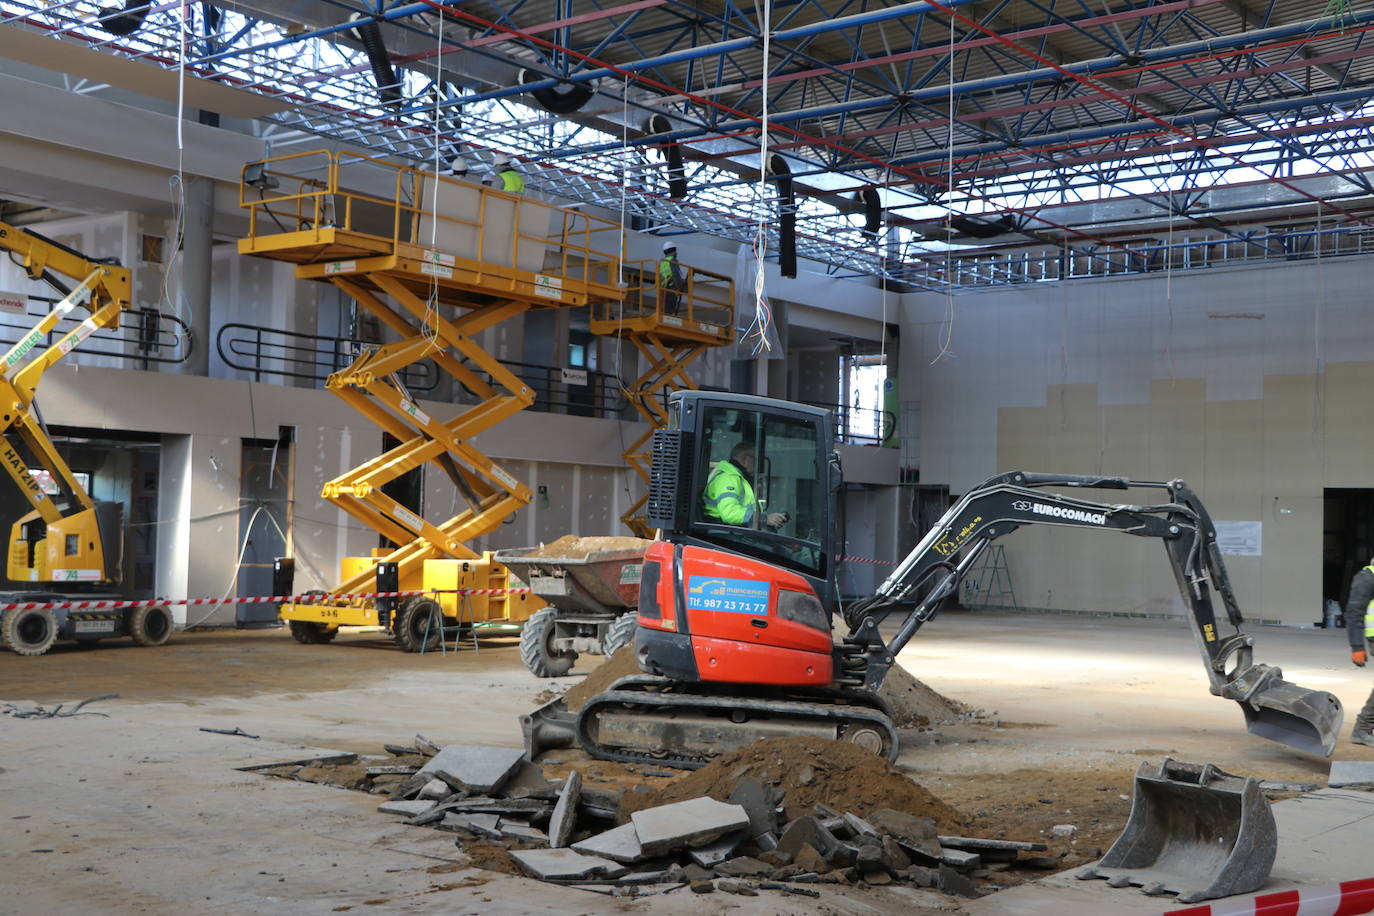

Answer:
[0,220,131,584]
[840,471,1343,756]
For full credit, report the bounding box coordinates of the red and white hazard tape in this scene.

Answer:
[0,587,532,614]
[1162,877,1374,916]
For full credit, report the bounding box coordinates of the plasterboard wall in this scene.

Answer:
[900,253,1374,624]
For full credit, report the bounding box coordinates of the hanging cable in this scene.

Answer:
[932,13,958,364]
[421,6,444,353]
[742,0,774,358]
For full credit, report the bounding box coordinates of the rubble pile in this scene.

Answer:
[278,735,1060,899]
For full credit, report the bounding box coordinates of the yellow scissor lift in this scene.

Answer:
[238,150,622,651]
[589,262,734,537]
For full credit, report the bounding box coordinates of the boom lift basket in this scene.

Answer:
[1077,758,1276,904]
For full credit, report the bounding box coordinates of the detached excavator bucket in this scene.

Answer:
[1077,759,1276,904]
[1231,668,1343,758]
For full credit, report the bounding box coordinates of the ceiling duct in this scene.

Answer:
[647,115,687,199]
[350,14,401,106]
[859,187,882,235]
[947,214,1016,239]
[770,155,797,279]
[519,69,595,114]
[96,1,151,37]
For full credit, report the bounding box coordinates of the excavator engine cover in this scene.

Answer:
[1077,758,1276,904]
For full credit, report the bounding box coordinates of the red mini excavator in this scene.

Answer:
[523,390,1342,768]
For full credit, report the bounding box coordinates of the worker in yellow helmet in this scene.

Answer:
[492,154,525,194]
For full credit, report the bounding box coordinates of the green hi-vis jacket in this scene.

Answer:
[499,169,525,194]
[703,459,755,525]
[1346,564,1374,649]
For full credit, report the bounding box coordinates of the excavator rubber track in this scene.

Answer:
[574,675,899,769]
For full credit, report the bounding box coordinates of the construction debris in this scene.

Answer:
[1327,761,1374,788]
[2,694,119,718]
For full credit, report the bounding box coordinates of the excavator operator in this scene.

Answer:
[703,441,787,531]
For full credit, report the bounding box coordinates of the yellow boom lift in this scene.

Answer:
[238,150,622,650]
[0,220,173,655]
[589,261,734,537]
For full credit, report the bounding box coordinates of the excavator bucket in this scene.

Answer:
[1232,669,1343,758]
[1077,759,1276,904]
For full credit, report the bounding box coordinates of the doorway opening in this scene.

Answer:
[1322,488,1374,626]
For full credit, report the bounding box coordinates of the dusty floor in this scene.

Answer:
[1,611,1369,914]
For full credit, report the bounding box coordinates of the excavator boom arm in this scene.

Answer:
[841,470,1343,756]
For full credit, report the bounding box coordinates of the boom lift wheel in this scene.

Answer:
[393,596,443,653]
[520,606,575,677]
[602,611,637,657]
[128,605,173,647]
[4,607,58,656]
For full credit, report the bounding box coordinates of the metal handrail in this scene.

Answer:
[0,298,190,367]
[215,321,628,418]
[798,399,895,446]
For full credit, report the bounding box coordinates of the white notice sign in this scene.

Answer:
[1214,521,1262,557]
[0,291,28,314]
[560,368,588,386]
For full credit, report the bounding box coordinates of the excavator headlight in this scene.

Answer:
[776,588,829,632]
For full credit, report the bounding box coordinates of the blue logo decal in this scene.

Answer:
[686,576,771,615]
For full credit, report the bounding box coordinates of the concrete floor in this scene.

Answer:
[1,610,1371,915]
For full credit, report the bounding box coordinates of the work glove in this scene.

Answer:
[765,512,789,530]
[1354,649,1367,667]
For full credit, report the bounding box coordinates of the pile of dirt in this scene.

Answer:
[522,535,651,559]
[879,663,971,728]
[624,736,967,831]
[561,646,641,712]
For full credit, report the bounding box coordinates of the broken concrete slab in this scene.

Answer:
[418,779,449,801]
[843,812,878,840]
[1328,760,1374,788]
[419,744,525,794]
[727,777,778,839]
[940,848,981,870]
[443,797,552,817]
[935,863,981,898]
[630,797,750,857]
[714,856,771,878]
[365,764,420,776]
[777,815,841,861]
[572,823,646,864]
[414,734,441,756]
[548,769,581,848]
[503,760,556,799]
[688,831,743,868]
[376,799,436,817]
[938,835,1047,852]
[868,808,943,859]
[510,848,627,881]
[441,813,502,839]
[717,879,758,896]
[500,823,549,844]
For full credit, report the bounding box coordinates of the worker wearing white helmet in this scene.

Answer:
[657,240,684,316]
[491,154,525,194]
[443,156,470,178]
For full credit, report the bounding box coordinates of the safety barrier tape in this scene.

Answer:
[1161,877,1374,916]
[0,587,533,614]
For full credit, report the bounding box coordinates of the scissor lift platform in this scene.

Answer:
[239,150,622,650]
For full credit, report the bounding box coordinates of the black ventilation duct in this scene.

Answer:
[519,69,595,114]
[351,15,402,106]
[647,115,687,199]
[860,187,883,235]
[97,1,150,37]
[770,155,797,278]
[948,214,1016,239]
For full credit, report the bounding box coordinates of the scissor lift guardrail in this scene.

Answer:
[238,150,622,644]
[589,261,734,537]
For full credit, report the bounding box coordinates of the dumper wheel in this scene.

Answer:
[4,607,58,656]
[129,605,173,647]
[393,597,443,653]
[602,612,637,657]
[521,606,575,677]
[289,621,337,645]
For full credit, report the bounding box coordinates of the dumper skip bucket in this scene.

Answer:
[1077,758,1276,904]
